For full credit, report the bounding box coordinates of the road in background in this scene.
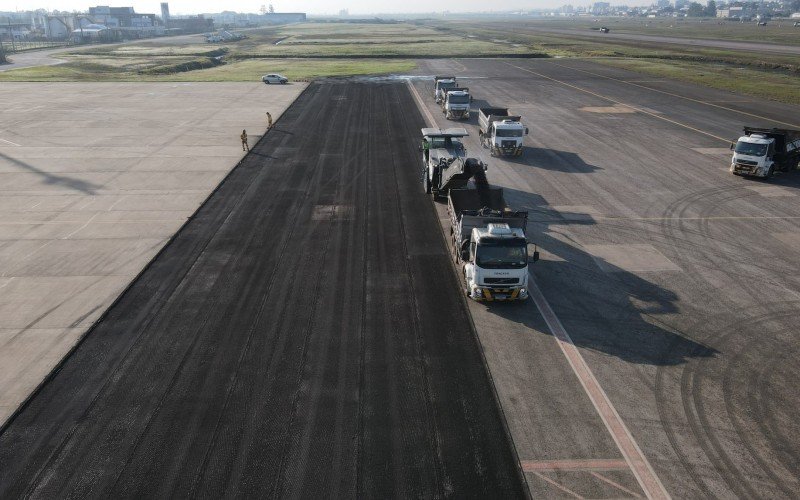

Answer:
[414,58,800,498]
[0,34,206,72]
[0,81,525,498]
[499,25,800,56]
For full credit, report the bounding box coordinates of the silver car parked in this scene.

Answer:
[262,73,289,84]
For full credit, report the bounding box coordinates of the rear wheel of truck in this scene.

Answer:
[767,166,775,178]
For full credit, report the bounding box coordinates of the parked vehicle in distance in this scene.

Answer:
[730,127,800,179]
[794,21,799,27]
[757,21,767,26]
[262,74,289,84]
[600,27,610,32]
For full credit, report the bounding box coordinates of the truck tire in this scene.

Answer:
[424,174,431,194]
[767,166,775,178]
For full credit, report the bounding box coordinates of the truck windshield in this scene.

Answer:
[735,141,768,156]
[476,241,527,269]
[449,95,470,104]
[428,137,462,149]
[495,129,523,138]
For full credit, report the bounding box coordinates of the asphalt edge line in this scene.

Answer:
[547,60,800,130]
[0,83,315,437]
[527,278,670,500]
[405,78,533,499]
[506,62,730,144]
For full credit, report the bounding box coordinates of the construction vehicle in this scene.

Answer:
[420,127,487,198]
[478,107,528,157]
[730,127,800,178]
[434,76,458,104]
[441,88,471,120]
[449,188,538,302]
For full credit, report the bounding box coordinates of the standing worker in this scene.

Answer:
[240,129,249,152]
[266,112,273,129]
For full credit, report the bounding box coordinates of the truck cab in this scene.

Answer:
[730,127,800,178]
[488,119,527,157]
[464,223,532,301]
[442,89,471,120]
[731,134,775,178]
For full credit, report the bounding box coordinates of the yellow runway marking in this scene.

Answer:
[545,61,800,129]
[505,62,731,144]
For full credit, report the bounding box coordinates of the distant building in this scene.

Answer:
[262,12,306,24]
[717,6,747,17]
[591,2,611,14]
[168,15,213,33]
[87,6,158,29]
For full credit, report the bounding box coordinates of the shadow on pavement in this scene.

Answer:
[478,186,717,367]
[0,151,101,195]
[494,146,602,172]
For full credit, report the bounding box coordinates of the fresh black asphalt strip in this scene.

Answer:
[0,81,525,498]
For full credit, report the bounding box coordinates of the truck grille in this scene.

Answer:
[736,159,757,166]
[501,140,516,148]
[484,277,519,285]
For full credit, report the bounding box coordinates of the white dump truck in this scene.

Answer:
[478,107,528,157]
[434,75,458,104]
[449,188,538,302]
[441,88,471,120]
[730,127,800,178]
[420,127,487,198]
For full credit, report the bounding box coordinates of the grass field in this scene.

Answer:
[1,18,799,105]
[0,22,532,82]
[0,57,416,82]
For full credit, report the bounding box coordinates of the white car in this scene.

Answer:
[262,73,288,84]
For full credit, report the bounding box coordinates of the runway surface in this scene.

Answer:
[0,82,524,498]
[503,25,800,56]
[416,58,800,498]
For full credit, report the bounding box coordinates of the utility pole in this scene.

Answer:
[7,18,16,52]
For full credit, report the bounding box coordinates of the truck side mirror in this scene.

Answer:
[461,249,470,260]
[525,128,529,135]
[528,244,540,263]
[470,96,474,103]
[730,142,735,151]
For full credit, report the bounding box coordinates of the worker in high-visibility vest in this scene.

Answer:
[240,129,249,151]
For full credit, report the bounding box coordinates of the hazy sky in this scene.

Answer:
[0,0,561,15]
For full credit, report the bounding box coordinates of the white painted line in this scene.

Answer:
[548,61,800,130]
[527,278,671,500]
[591,471,644,498]
[506,62,729,144]
[406,80,436,127]
[531,471,584,499]
[0,138,22,147]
